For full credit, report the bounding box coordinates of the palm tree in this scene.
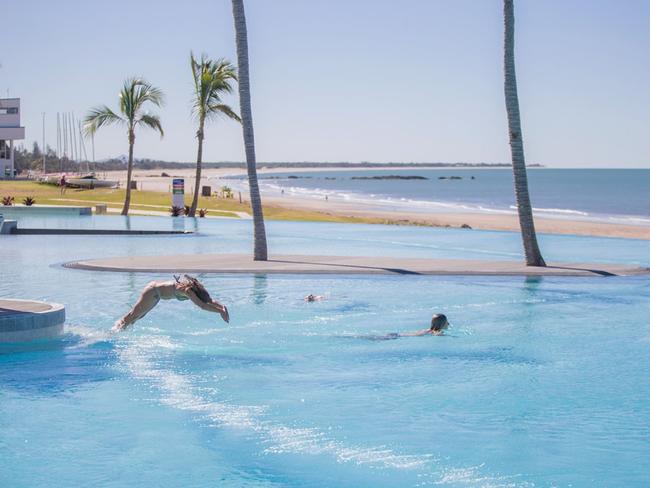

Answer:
[503,0,545,266]
[84,78,164,216]
[188,53,240,216]
[231,0,268,261]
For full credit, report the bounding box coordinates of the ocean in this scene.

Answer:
[223,168,650,225]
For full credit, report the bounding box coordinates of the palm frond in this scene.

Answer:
[134,80,165,108]
[213,58,238,84]
[206,103,241,123]
[189,53,239,124]
[190,52,204,104]
[83,106,125,136]
[137,114,164,137]
[119,77,165,121]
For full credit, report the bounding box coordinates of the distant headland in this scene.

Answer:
[94,159,544,171]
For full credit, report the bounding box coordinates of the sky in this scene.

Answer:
[1,0,649,168]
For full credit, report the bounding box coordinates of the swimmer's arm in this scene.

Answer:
[185,289,229,323]
[400,329,430,337]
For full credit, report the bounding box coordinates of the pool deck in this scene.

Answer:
[64,254,650,277]
[11,228,192,235]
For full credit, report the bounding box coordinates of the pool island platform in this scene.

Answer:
[0,299,65,342]
[65,254,649,277]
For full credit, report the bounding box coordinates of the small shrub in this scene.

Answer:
[2,196,14,206]
[184,205,191,216]
[23,196,36,206]
[170,206,183,217]
[198,208,208,218]
[161,172,170,177]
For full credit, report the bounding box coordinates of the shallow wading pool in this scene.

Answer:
[1,216,649,487]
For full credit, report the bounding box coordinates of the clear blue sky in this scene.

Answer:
[2,0,649,167]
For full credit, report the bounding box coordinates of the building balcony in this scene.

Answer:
[0,127,25,140]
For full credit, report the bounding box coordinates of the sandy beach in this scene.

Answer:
[103,167,650,240]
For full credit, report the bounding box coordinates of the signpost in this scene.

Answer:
[172,178,184,209]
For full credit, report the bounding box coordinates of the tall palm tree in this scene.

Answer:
[231,0,268,261]
[84,78,164,216]
[503,0,545,266]
[188,53,240,217]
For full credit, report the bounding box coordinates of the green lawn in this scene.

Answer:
[0,180,390,224]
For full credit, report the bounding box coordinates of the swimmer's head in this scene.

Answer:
[305,294,316,302]
[176,274,212,303]
[430,314,449,331]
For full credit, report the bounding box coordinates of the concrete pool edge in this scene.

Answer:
[11,228,193,235]
[63,254,650,277]
[0,299,66,342]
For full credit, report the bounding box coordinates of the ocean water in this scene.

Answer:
[1,217,649,487]
[222,169,650,225]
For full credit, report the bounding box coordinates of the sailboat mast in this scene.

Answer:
[71,112,75,163]
[78,121,89,172]
[71,112,78,167]
[42,112,46,174]
[62,113,67,161]
[57,112,62,171]
[56,112,59,164]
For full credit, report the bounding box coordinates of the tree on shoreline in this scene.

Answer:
[188,53,240,217]
[231,0,268,261]
[84,78,164,216]
[503,0,545,266]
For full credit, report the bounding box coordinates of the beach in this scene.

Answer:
[103,167,650,240]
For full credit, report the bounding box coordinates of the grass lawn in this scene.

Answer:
[0,180,389,225]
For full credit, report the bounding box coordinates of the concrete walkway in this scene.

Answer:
[65,254,649,277]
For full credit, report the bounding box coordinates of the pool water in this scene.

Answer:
[1,217,649,487]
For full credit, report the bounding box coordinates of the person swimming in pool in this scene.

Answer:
[399,313,449,336]
[304,294,324,302]
[348,313,450,341]
[112,275,229,331]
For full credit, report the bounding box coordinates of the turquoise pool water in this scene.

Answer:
[1,217,649,487]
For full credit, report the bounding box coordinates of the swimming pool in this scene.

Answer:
[1,217,649,487]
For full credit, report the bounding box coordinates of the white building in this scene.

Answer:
[0,98,26,178]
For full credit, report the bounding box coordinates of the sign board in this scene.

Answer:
[172,178,184,208]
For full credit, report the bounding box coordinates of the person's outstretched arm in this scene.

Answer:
[399,329,431,337]
[185,289,229,323]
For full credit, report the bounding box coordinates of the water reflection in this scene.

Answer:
[251,274,268,305]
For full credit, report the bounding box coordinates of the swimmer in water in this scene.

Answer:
[304,294,324,302]
[348,313,450,341]
[113,275,229,331]
[400,313,449,336]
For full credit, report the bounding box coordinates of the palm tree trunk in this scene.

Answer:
[503,0,545,267]
[232,0,268,261]
[122,130,135,216]
[189,121,205,217]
